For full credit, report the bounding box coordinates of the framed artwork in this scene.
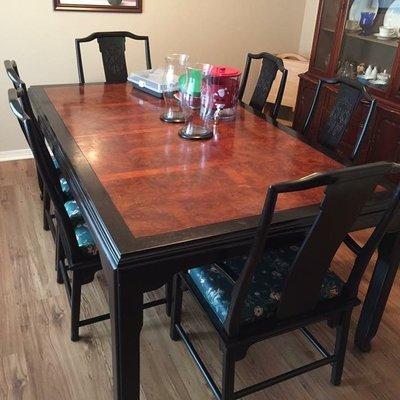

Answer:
[53,0,142,13]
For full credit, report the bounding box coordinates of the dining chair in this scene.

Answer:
[4,60,20,88]
[4,60,31,141]
[3,59,63,236]
[8,88,171,341]
[238,52,288,120]
[170,162,400,400]
[75,31,152,84]
[301,78,377,162]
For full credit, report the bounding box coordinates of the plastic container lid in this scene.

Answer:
[211,66,241,77]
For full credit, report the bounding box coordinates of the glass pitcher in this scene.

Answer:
[160,54,189,123]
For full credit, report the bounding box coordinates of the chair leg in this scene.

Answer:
[222,349,235,400]
[170,274,183,341]
[165,278,173,317]
[55,228,65,284]
[71,272,82,342]
[327,313,340,328]
[37,170,44,201]
[42,190,50,231]
[331,309,352,386]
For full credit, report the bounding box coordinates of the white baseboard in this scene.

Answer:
[0,149,33,162]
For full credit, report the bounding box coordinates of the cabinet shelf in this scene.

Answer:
[344,31,399,48]
[322,27,399,47]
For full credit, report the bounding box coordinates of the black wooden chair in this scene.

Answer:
[4,59,61,236]
[238,52,288,120]
[301,78,377,162]
[4,61,31,143]
[4,60,20,89]
[75,31,152,84]
[8,88,170,341]
[170,162,400,400]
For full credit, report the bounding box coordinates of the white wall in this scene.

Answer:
[299,0,319,57]
[0,0,308,153]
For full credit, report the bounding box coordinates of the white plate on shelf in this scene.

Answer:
[349,0,379,22]
[384,0,400,30]
[373,33,398,40]
[369,79,389,86]
[358,74,375,80]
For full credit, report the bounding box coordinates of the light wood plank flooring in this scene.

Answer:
[0,159,400,400]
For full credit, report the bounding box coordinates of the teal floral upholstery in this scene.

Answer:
[64,200,83,222]
[52,155,60,170]
[59,177,72,199]
[187,243,344,326]
[74,223,99,256]
[52,155,72,199]
[63,200,98,256]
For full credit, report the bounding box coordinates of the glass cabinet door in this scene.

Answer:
[313,0,343,72]
[337,0,399,93]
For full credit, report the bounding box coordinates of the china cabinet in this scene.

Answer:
[294,0,400,165]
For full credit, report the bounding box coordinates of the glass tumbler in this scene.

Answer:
[160,54,189,123]
[179,63,214,140]
[359,12,376,36]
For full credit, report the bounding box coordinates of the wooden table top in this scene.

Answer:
[43,83,341,238]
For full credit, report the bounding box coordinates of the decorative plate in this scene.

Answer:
[349,0,379,22]
[384,0,400,29]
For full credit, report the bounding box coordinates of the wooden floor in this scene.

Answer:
[1,159,400,400]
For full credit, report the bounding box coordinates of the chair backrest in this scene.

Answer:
[8,88,83,263]
[225,162,400,335]
[301,78,377,162]
[4,60,35,118]
[4,60,35,146]
[75,31,152,84]
[238,52,288,120]
[4,60,20,89]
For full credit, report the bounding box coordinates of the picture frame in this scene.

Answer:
[53,0,142,13]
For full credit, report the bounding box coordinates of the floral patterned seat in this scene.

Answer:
[63,200,98,256]
[74,223,99,256]
[187,242,344,326]
[52,155,60,170]
[59,177,72,199]
[52,155,72,199]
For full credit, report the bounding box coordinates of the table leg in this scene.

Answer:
[355,231,400,352]
[109,268,144,400]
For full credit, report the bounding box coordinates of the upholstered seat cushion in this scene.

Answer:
[59,177,72,199]
[187,242,344,326]
[63,200,98,256]
[64,200,83,222]
[52,155,60,170]
[74,223,99,256]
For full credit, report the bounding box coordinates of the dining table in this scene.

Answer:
[29,82,400,400]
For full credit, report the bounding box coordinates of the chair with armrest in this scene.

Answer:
[3,59,67,236]
[8,88,170,341]
[301,77,377,163]
[170,161,400,400]
[238,52,288,120]
[75,31,152,84]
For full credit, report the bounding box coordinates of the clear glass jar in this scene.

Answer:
[160,54,189,123]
